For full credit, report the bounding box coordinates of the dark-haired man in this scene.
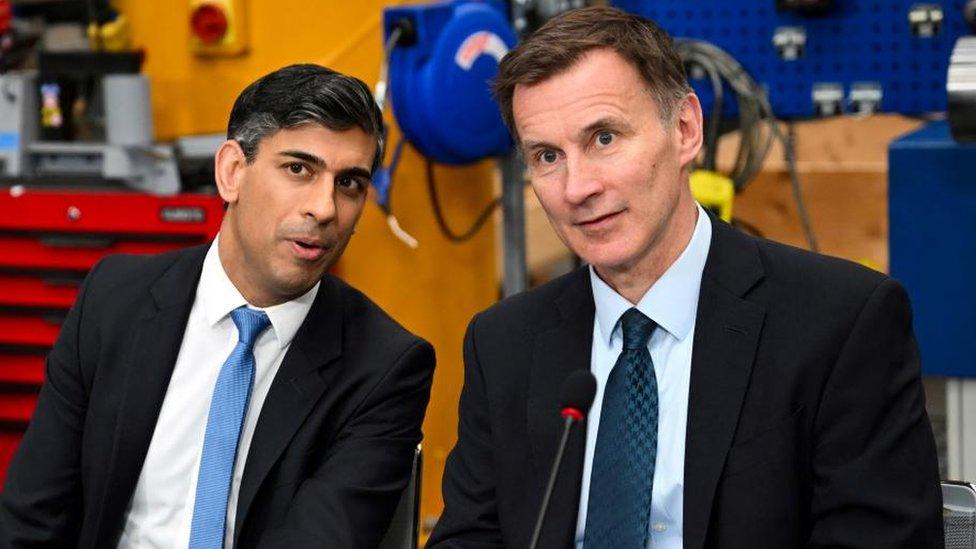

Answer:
[429,6,942,549]
[0,64,434,549]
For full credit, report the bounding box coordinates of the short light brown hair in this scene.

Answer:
[493,6,692,140]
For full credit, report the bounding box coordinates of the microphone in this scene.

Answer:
[528,370,597,549]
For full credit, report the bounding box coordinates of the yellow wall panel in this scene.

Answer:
[117,1,407,139]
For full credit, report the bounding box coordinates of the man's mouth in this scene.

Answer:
[577,210,623,228]
[289,238,329,261]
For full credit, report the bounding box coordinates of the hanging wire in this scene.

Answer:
[372,24,419,249]
[374,25,403,112]
[377,21,499,245]
[779,122,819,252]
[675,38,818,251]
[426,160,500,243]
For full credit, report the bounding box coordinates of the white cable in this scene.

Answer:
[387,214,419,249]
[375,26,403,111]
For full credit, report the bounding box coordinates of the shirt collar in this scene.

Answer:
[198,234,320,350]
[590,203,712,344]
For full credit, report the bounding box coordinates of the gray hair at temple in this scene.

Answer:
[227,64,384,174]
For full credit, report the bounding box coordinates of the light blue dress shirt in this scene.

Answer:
[575,204,712,549]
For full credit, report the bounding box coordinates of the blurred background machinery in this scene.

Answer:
[0,0,230,482]
[889,121,976,487]
[617,0,972,117]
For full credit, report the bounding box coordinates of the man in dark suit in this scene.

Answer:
[428,7,942,548]
[0,64,434,548]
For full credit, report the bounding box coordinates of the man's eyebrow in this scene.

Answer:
[578,117,625,139]
[278,150,326,167]
[519,117,628,153]
[521,139,558,152]
[338,166,373,181]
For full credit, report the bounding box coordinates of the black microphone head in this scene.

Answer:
[559,370,597,419]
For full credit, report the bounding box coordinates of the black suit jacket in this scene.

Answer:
[0,244,435,548]
[428,215,942,548]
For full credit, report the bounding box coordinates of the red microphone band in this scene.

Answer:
[560,407,584,422]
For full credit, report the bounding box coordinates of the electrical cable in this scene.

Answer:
[425,159,500,243]
[373,22,419,249]
[375,25,403,113]
[376,17,500,245]
[675,38,818,251]
[778,122,819,252]
[675,39,774,192]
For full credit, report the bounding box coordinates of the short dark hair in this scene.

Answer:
[493,6,692,139]
[227,64,384,173]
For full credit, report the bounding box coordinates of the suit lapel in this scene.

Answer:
[526,268,594,548]
[94,245,208,546]
[234,275,344,539]
[683,217,766,549]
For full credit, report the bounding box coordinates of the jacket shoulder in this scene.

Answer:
[473,267,587,336]
[72,245,207,322]
[329,275,430,351]
[751,235,890,300]
[86,245,205,296]
[734,232,907,340]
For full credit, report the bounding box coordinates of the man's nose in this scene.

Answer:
[563,155,604,206]
[302,177,338,223]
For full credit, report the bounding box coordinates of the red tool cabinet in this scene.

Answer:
[0,188,224,485]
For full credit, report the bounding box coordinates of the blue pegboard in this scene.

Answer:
[612,0,970,117]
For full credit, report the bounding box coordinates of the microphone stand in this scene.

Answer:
[528,409,582,549]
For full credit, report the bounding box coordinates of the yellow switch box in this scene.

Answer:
[189,0,248,57]
[690,169,735,222]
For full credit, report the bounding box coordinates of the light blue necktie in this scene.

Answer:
[584,308,658,548]
[188,306,271,549]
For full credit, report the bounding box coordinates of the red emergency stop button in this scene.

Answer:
[191,3,228,45]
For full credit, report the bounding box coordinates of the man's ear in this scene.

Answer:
[675,93,704,171]
[215,139,247,204]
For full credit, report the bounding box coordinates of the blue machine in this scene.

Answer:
[614,0,970,117]
[383,0,516,165]
[889,121,976,377]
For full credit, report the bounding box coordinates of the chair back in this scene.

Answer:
[378,447,422,549]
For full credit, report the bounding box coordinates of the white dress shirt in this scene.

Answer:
[575,204,712,549]
[118,236,319,549]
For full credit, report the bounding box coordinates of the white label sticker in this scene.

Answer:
[454,31,509,71]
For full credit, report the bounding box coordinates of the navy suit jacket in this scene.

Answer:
[0,244,435,548]
[428,215,943,548]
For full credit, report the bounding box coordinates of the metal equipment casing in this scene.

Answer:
[889,121,976,377]
[384,0,516,165]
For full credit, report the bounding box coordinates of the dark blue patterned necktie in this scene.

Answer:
[584,307,658,548]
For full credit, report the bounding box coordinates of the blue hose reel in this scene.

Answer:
[383,0,516,165]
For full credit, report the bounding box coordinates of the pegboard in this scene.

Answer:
[611,0,970,117]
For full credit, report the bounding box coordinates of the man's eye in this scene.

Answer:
[287,163,307,175]
[539,150,558,164]
[337,175,365,191]
[597,131,614,146]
